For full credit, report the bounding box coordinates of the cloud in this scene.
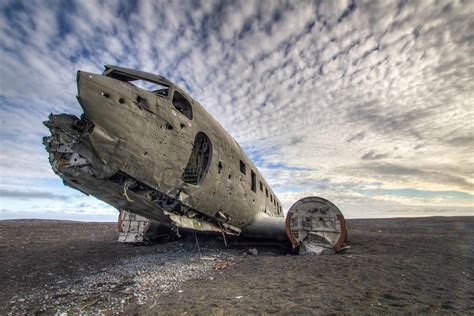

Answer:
[361,150,389,160]
[347,131,366,143]
[446,135,473,147]
[0,189,71,201]
[351,162,474,193]
[0,0,473,219]
[346,103,428,140]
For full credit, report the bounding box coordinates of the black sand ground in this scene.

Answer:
[0,217,472,314]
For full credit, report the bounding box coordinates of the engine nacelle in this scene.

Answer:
[285,197,347,255]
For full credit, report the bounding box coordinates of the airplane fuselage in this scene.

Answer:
[44,65,347,253]
[46,65,283,235]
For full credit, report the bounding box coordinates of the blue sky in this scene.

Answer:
[0,0,473,221]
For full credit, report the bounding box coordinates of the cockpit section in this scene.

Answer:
[103,67,170,97]
[102,65,194,120]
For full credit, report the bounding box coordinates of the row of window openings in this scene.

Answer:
[240,160,282,212]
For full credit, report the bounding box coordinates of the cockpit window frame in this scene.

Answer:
[171,89,194,120]
[104,69,171,98]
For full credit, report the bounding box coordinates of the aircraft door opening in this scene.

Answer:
[182,132,212,185]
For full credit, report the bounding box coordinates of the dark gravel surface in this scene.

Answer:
[0,217,472,314]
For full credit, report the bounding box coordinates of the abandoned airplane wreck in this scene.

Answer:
[43,65,347,254]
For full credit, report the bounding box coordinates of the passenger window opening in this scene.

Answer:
[240,160,246,175]
[182,132,212,185]
[251,170,256,193]
[265,188,268,198]
[259,181,263,192]
[270,194,273,203]
[172,91,193,120]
